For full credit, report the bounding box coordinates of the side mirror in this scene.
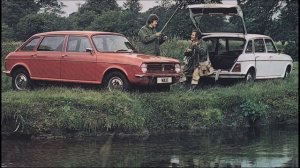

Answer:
[277,49,282,53]
[86,48,94,54]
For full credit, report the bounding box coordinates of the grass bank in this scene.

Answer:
[1,41,298,137]
[2,62,298,136]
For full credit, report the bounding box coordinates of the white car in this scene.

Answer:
[187,4,293,81]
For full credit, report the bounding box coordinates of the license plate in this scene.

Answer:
[157,77,172,83]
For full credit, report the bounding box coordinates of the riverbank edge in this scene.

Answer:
[2,62,298,139]
[2,121,298,140]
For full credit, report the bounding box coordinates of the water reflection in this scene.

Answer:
[1,126,298,167]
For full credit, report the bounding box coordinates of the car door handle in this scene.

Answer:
[269,56,273,58]
[61,54,68,57]
[31,54,37,57]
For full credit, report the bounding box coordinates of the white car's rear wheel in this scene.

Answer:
[245,69,255,82]
[284,67,291,79]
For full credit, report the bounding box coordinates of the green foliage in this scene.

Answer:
[2,0,40,28]
[2,0,64,41]
[2,89,145,134]
[1,41,22,60]
[1,73,12,92]
[2,23,14,41]
[283,42,298,61]
[160,38,189,61]
[123,0,142,13]
[16,13,72,40]
[240,100,268,126]
[68,11,98,30]
[78,0,120,14]
[88,10,143,37]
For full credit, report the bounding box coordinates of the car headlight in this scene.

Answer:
[141,63,147,73]
[175,64,181,73]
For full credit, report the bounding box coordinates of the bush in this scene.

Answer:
[1,41,22,61]
[283,42,298,61]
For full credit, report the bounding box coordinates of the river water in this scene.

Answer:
[1,126,298,167]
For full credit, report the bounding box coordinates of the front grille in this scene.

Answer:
[147,63,175,72]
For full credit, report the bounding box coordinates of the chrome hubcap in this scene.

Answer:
[15,74,28,90]
[108,77,123,91]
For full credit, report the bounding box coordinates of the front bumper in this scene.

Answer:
[134,73,180,85]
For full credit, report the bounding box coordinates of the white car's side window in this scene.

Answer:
[254,39,265,53]
[265,39,277,53]
[245,40,253,53]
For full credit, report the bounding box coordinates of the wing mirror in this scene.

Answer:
[86,48,94,54]
[277,49,282,53]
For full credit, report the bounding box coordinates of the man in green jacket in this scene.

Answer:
[138,14,167,56]
[182,30,213,90]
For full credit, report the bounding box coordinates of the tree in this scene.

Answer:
[123,0,142,13]
[16,13,72,41]
[2,0,65,40]
[238,0,298,60]
[2,0,40,28]
[2,0,64,27]
[68,11,98,30]
[78,0,120,14]
[2,23,14,41]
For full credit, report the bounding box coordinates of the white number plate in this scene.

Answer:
[157,77,172,84]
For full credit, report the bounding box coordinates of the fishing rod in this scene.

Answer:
[159,0,187,33]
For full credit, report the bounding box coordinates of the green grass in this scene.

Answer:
[1,41,298,136]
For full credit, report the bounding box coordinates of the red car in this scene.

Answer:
[3,31,181,91]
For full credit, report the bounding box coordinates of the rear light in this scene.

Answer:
[232,63,241,72]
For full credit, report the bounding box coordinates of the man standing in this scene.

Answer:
[138,14,167,56]
[182,30,213,90]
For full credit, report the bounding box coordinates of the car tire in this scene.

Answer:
[103,71,131,91]
[245,69,255,82]
[283,67,291,79]
[12,68,32,91]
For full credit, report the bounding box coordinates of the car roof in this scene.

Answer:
[202,33,271,40]
[34,31,123,36]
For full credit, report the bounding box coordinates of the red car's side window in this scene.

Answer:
[67,36,92,52]
[20,37,40,51]
[37,36,65,51]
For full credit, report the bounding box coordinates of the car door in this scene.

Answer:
[254,39,270,78]
[15,37,41,77]
[264,38,282,76]
[61,35,98,82]
[32,35,65,80]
